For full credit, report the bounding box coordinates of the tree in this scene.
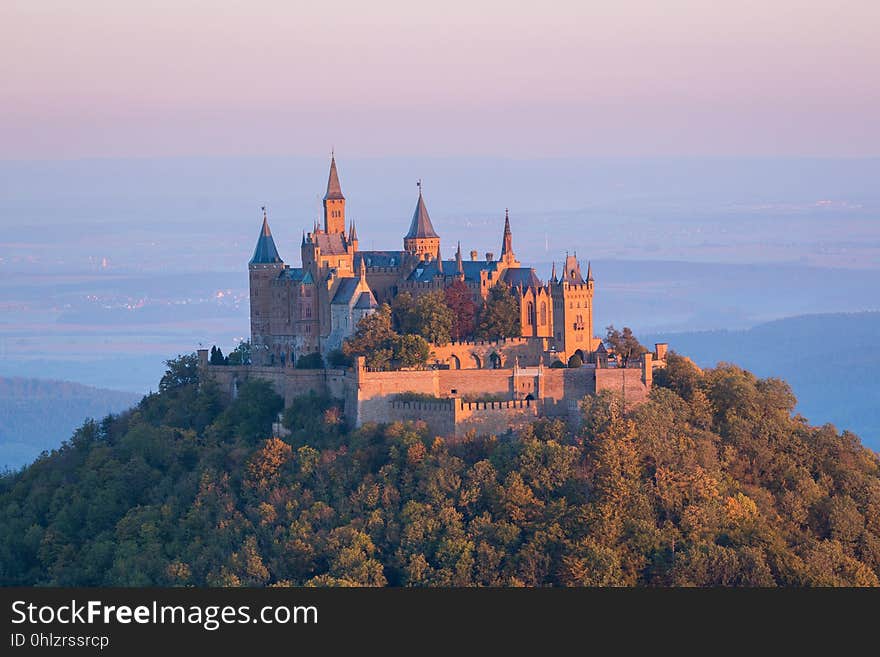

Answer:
[393,334,431,368]
[343,305,396,369]
[567,353,583,368]
[209,346,226,366]
[227,341,251,366]
[327,349,353,368]
[390,292,418,334]
[412,291,453,346]
[295,352,324,369]
[444,280,476,341]
[605,326,646,368]
[159,353,199,391]
[477,283,521,340]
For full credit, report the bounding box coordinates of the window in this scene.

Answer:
[527,301,535,326]
[540,302,547,325]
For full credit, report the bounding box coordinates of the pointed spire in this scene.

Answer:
[359,254,367,281]
[551,261,557,282]
[405,184,440,239]
[436,250,444,275]
[348,220,358,243]
[324,153,344,201]
[456,241,464,274]
[301,230,306,247]
[250,207,283,265]
[501,208,514,259]
[587,261,593,281]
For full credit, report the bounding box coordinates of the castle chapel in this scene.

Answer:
[248,157,599,367]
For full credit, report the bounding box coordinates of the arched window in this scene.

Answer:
[527,301,535,326]
[540,302,547,325]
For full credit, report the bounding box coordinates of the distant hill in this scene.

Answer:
[0,378,141,469]
[645,312,880,450]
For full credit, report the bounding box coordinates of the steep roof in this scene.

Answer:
[502,267,542,289]
[249,212,283,265]
[405,191,439,239]
[408,258,499,284]
[331,278,361,305]
[323,155,344,201]
[314,232,348,256]
[354,291,378,310]
[359,250,406,267]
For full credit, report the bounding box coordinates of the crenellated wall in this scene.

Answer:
[198,348,656,438]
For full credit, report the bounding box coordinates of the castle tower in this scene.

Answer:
[499,209,521,268]
[348,220,359,252]
[551,254,594,361]
[249,208,285,365]
[323,153,346,234]
[403,181,440,259]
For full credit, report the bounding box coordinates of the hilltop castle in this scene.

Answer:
[248,156,598,367]
[202,157,666,436]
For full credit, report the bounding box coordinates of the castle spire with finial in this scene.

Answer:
[456,241,464,274]
[500,208,516,265]
[250,206,283,265]
[323,150,346,233]
[551,261,557,282]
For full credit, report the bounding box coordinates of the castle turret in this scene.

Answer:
[551,253,594,361]
[348,220,359,252]
[249,208,285,365]
[323,153,346,234]
[499,209,521,268]
[404,181,440,259]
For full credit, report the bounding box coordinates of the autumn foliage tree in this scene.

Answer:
[444,280,476,341]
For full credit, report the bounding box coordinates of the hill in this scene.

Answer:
[0,355,877,587]
[645,312,880,450]
[0,378,141,469]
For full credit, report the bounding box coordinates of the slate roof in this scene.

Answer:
[502,267,542,289]
[407,258,500,284]
[281,267,314,284]
[405,192,439,239]
[331,278,361,305]
[360,250,406,267]
[315,232,348,256]
[250,215,283,265]
[354,291,378,310]
[324,156,344,201]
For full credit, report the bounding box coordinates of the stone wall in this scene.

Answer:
[594,367,651,408]
[429,337,548,369]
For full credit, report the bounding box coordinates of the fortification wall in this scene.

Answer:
[436,369,513,398]
[539,367,596,416]
[352,369,440,425]
[455,399,539,437]
[595,368,651,408]
[429,338,547,369]
[387,400,456,437]
[203,363,346,406]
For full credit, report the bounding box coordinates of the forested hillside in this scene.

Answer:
[1,354,878,586]
[645,312,880,450]
[0,377,141,469]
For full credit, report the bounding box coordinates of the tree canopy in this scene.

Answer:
[477,283,521,341]
[1,355,878,587]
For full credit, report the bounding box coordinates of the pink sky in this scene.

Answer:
[1,0,878,159]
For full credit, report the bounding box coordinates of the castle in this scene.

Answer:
[247,156,599,366]
[202,157,667,436]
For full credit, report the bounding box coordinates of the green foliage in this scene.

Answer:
[392,334,431,368]
[567,353,583,368]
[295,352,324,369]
[327,349,353,368]
[392,290,453,346]
[343,305,430,369]
[549,359,566,369]
[209,346,226,365]
[605,325,646,367]
[227,341,251,366]
[210,380,284,444]
[1,356,879,587]
[343,304,396,369]
[477,283,521,341]
[159,353,199,392]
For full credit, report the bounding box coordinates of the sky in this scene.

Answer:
[1,0,878,159]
